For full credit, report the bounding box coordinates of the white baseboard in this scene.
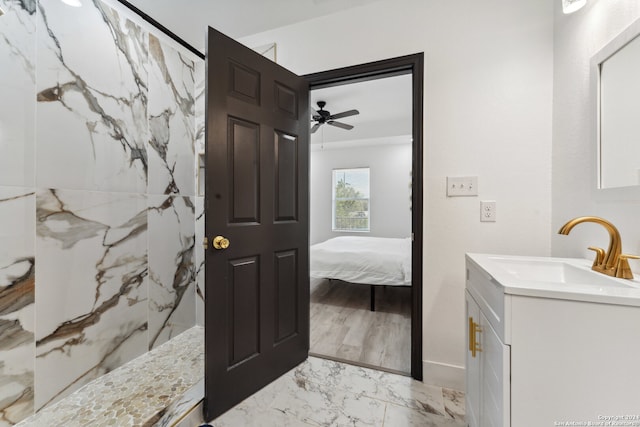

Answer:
[422,360,465,391]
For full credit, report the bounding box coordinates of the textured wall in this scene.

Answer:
[552,0,640,261]
[0,0,203,423]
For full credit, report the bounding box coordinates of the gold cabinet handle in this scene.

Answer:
[202,237,209,251]
[468,317,474,353]
[469,317,482,358]
[213,235,230,250]
[474,324,482,357]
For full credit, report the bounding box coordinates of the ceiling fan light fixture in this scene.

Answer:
[310,100,359,133]
[562,0,586,14]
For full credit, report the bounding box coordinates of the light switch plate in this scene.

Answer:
[447,176,478,197]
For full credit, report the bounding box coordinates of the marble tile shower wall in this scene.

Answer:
[0,0,205,425]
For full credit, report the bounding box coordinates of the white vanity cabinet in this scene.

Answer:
[465,264,510,427]
[465,253,640,427]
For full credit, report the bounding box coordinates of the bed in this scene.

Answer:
[309,236,411,311]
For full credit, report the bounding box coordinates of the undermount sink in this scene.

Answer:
[486,256,635,289]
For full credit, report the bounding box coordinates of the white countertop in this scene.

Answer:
[466,253,640,307]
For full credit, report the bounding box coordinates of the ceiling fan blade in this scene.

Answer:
[311,123,321,133]
[328,109,359,120]
[327,120,354,130]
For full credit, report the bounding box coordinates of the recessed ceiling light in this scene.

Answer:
[61,0,82,7]
[0,6,5,16]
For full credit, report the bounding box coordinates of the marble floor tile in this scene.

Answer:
[269,371,387,426]
[443,387,466,421]
[206,356,465,427]
[213,405,312,427]
[295,356,448,417]
[383,403,466,427]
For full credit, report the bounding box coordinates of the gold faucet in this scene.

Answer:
[558,216,639,279]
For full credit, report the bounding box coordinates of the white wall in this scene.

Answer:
[310,141,412,245]
[241,0,554,389]
[552,2,640,263]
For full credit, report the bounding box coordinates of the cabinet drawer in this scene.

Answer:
[466,260,508,343]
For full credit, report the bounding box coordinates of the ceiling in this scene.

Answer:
[310,74,412,146]
[124,0,385,54]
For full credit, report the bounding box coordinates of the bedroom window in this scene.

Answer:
[332,168,370,232]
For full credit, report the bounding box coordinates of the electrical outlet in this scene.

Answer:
[480,200,496,222]
[447,176,478,197]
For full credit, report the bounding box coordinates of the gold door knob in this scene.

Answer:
[213,235,230,250]
[202,237,209,251]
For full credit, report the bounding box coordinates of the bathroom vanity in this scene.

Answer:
[465,253,640,427]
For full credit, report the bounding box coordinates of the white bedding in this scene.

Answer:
[310,236,411,286]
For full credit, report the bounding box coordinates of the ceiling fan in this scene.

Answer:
[310,101,359,133]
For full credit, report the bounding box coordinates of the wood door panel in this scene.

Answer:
[227,256,260,368]
[228,60,260,105]
[274,82,298,119]
[274,131,298,222]
[205,27,309,421]
[228,117,260,224]
[274,249,298,344]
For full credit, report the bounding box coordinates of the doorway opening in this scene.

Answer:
[305,53,424,380]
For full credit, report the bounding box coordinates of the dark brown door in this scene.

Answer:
[203,28,310,421]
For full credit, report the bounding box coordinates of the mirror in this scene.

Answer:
[592,18,640,189]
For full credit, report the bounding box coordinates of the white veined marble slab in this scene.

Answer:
[34,188,148,409]
[148,34,196,196]
[148,194,196,349]
[195,196,205,327]
[0,0,36,188]
[36,0,148,193]
[0,187,36,427]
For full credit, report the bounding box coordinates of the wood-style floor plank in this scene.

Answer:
[309,278,411,374]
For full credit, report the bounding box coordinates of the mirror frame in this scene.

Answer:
[591,16,640,201]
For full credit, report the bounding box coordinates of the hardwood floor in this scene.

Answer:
[309,278,411,374]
